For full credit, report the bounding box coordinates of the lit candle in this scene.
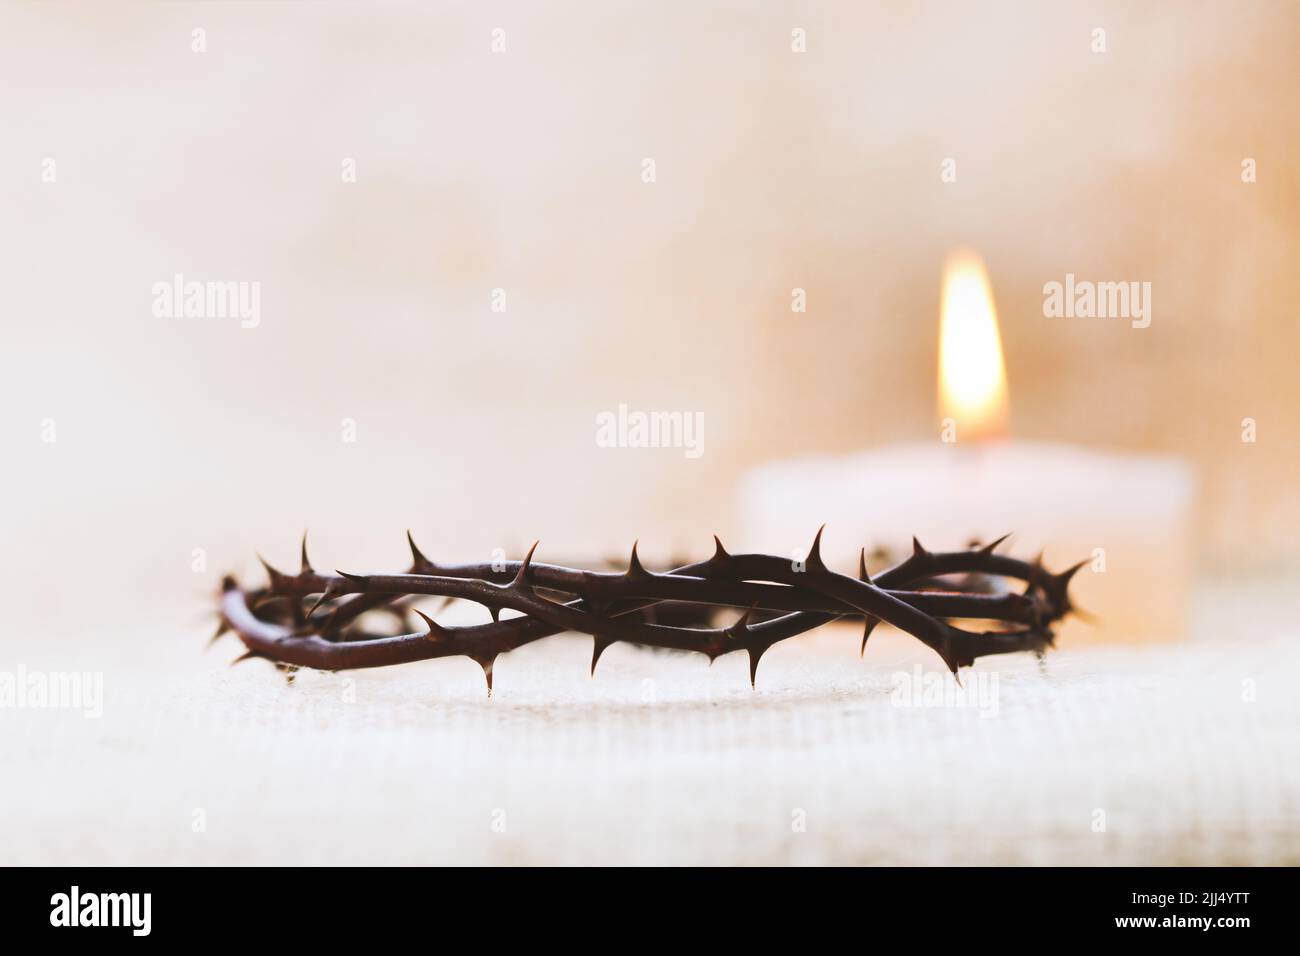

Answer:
[739,250,1196,642]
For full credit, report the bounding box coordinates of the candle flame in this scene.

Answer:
[938,249,1008,441]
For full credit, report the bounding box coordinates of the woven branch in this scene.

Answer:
[215,529,1084,694]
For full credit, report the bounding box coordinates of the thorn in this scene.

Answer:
[860,617,879,656]
[979,533,1012,556]
[472,656,496,697]
[1022,553,1045,595]
[708,534,732,571]
[406,530,434,572]
[625,540,648,578]
[806,524,827,572]
[911,536,929,559]
[208,620,231,647]
[509,541,538,590]
[726,608,754,641]
[938,629,975,677]
[857,548,872,583]
[413,609,449,642]
[299,532,314,574]
[257,553,290,589]
[487,604,501,623]
[230,649,265,667]
[590,636,611,676]
[304,583,337,617]
[747,645,766,689]
[1052,560,1087,588]
[335,569,370,588]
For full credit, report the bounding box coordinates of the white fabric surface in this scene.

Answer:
[5,590,1298,865]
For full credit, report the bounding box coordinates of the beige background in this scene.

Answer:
[1,1,1298,864]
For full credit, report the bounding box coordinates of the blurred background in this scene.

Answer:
[4,1,1299,639]
[3,2,1299,630]
[2,1,1298,864]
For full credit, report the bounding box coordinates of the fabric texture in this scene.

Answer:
[5,608,1297,865]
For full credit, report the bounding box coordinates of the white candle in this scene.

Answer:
[738,251,1196,642]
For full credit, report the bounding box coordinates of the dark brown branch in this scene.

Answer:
[217,530,1080,692]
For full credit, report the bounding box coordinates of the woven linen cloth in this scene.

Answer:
[5,593,1298,866]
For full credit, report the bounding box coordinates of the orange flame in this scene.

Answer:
[938,249,1008,442]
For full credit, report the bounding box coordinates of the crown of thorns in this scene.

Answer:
[216,529,1082,695]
